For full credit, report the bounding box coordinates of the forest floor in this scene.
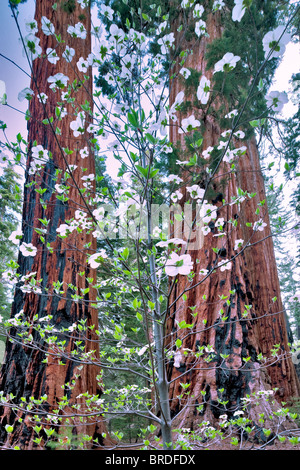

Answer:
[203,440,300,450]
[114,438,300,451]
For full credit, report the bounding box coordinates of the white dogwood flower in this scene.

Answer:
[193,4,204,17]
[67,22,87,39]
[223,149,235,163]
[212,0,225,11]
[166,174,183,184]
[197,75,211,105]
[0,80,6,104]
[195,20,206,37]
[234,130,245,139]
[234,238,244,250]
[199,268,209,276]
[80,146,89,159]
[170,190,183,202]
[99,4,114,21]
[214,52,240,73]
[56,224,73,237]
[179,114,201,133]
[217,140,228,150]
[169,91,185,122]
[47,73,69,91]
[88,250,108,269]
[187,185,205,200]
[156,238,187,248]
[157,32,175,54]
[46,48,60,64]
[266,91,288,113]
[202,146,214,159]
[225,109,238,119]
[31,144,49,164]
[201,225,211,236]
[215,218,225,229]
[23,33,42,60]
[179,67,191,79]
[199,202,218,223]
[217,259,232,271]
[263,25,291,59]
[18,87,34,102]
[77,0,89,8]
[8,229,23,245]
[41,16,55,36]
[20,242,37,257]
[70,111,86,137]
[77,57,89,72]
[24,18,38,34]
[253,219,267,232]
[62,45,75,63]
[165,252,193,277]
[232,0,247,22]
[92,207,105,221]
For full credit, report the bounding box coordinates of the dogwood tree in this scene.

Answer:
[0,0,299,451]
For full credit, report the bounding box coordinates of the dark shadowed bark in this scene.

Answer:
[166,10,300,430]
[0,1,110,449]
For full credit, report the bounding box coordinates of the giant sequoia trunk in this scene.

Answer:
[166,10,300,430]
[0,1,109,449]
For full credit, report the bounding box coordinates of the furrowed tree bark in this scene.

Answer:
[166,8,300,431]
[0,1,110,449]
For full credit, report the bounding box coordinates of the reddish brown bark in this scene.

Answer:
[0,1,110,449]
[166,10,300,430]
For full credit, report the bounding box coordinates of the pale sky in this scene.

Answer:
[0,0,34,147]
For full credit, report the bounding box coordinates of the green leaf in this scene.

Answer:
[188,154,197,166]
[178,320,194,329]
[44,428,55,437]
[145,133,156,144]
[129,151,139,162]
[136,311,143,322]
[42,116,54,125]
[147,300,155,310]
[121,247,129,260]
[127,110,139,128]
[149,168,159,178]
[148,424,157,433]
[136,165,149,178]
[132,298,141,310]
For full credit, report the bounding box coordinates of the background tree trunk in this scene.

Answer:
[166,10,300,431]
[0,0,109,449]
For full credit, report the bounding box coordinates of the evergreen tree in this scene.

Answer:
[163,0,300,429]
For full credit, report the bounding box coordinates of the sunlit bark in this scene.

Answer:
[166,10,300,430]
[0,1,109,449]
